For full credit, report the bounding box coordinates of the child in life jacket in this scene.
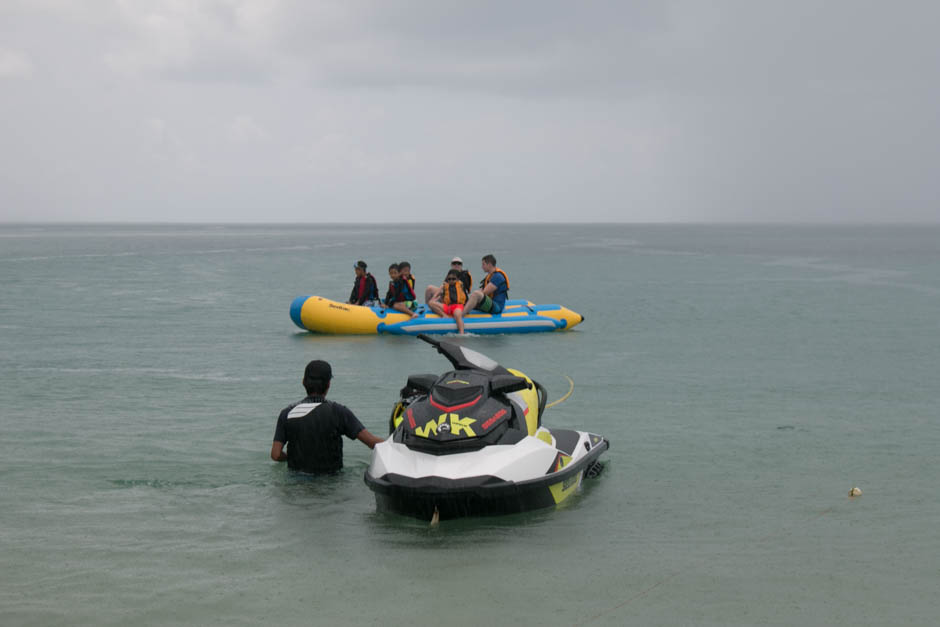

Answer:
[383,263,399,306]
[398,261,416,295]
[429,269,467,334]
[348,260,380,306]
[384,262,418,318]
[424,256,472,306]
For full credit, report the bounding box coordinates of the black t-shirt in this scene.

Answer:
[274,395,366,473]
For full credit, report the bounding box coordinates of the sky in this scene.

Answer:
[1,0,938,223]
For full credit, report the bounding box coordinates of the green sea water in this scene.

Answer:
[1,223,938,626]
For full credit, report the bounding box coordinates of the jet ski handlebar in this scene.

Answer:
[489,374,532,394]
[415,333,506,373]
[416,333,440,348]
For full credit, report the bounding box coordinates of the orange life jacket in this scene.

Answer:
[483,268,509,294]
[442,280,468,305]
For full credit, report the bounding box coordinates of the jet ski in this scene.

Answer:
[364,334,609,520]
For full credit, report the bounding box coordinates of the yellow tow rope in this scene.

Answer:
[545,375,574,409]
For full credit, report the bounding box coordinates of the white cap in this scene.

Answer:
[451,256,463,264]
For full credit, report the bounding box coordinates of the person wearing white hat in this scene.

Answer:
[424,256,473,306]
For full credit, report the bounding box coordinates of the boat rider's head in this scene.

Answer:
[354,260,368,277]
[388,263,400,280]
[481,254,497,273]
[398,261,412,279]
[303,359,333,397]
[451,256,463,271]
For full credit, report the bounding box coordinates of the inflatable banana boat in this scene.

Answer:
[290,295,584,335]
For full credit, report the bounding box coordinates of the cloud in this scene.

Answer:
[104,0,280,82]
[0,49,33,78]
[227,114,270,143]
[266,1,676,96]
[142,117,196,168]
[1,1,939,222]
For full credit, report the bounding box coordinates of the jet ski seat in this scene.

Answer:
[430,379,484,409]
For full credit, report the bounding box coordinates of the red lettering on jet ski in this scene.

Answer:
[429,394,482,413]
[481,409,507,430]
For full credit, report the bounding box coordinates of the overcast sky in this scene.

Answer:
[1,1,938,223]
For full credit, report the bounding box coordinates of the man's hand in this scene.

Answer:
[270,441,288,462]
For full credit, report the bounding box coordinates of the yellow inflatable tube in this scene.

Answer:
[295,296,410,335]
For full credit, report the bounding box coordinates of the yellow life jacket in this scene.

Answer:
[483,268,509,294]
[442,280,468,305]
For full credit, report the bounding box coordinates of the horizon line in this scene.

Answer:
[3,219,940,227]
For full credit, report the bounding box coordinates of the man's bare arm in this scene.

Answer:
[270,440,288,462]
[356,429,385,449]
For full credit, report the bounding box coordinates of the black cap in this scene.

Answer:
[303,360,332,382]
[354,260,367,270]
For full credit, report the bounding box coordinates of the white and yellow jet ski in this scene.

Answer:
[364,335,609,520]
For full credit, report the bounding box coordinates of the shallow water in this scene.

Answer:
[1,223,938,625]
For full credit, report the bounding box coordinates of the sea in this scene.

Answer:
[1,223,938,626]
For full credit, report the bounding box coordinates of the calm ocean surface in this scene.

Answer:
[1,223,938,626]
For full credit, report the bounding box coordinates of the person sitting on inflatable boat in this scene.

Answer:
[383,263,400,307]
[464,254,509,315]
[424,256,473,306]
[348,260,380,306]
[398,261,416,295]
[383,263,418,318]
[428,269,467,333]
[451,257,473,293]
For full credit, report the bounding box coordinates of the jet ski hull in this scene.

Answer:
[365,429,609,520]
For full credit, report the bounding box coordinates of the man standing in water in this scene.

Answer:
[271,360,384,473]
